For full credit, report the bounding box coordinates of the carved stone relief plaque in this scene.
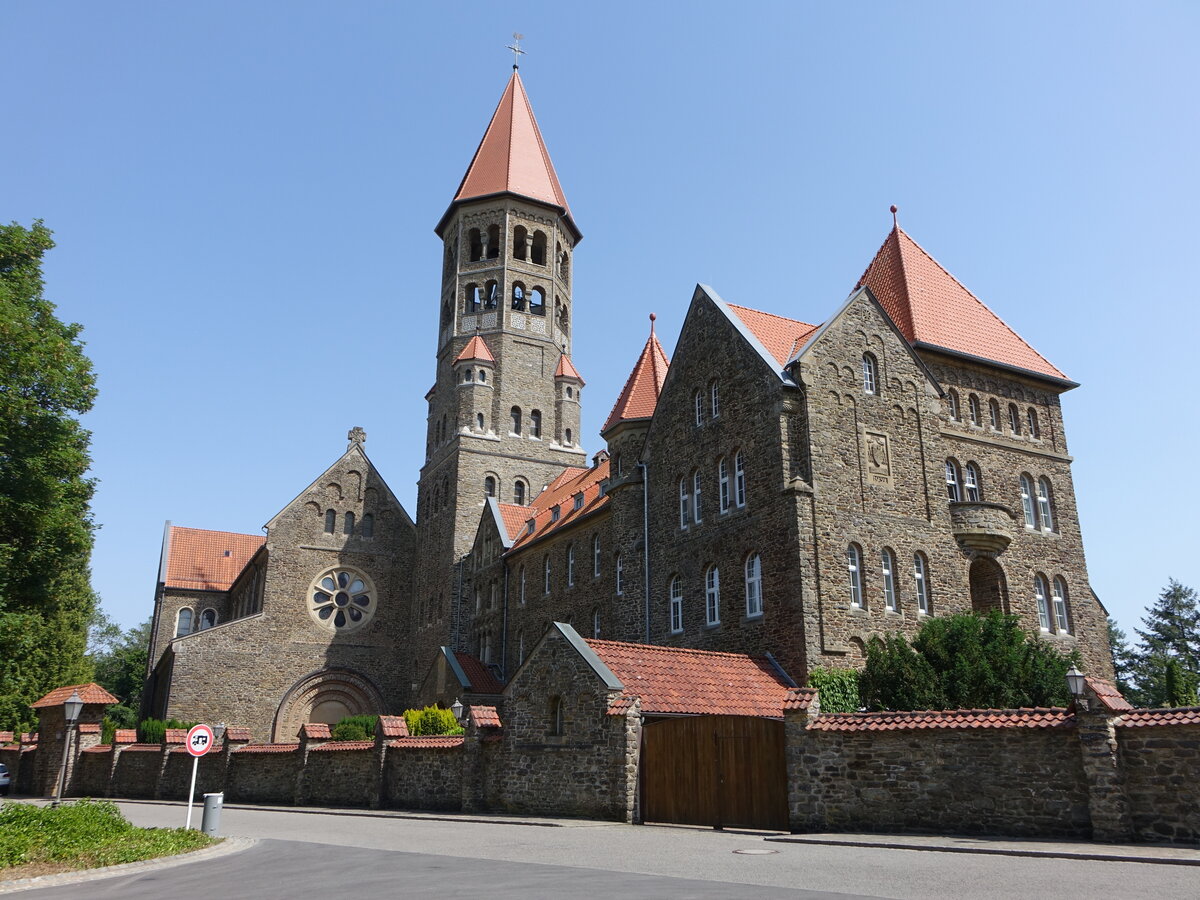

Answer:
[863,428,894,488]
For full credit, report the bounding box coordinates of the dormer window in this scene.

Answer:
[573,492,584,510]
[551,505,561,522]
[526,519,536,535]
[598,480,609,498]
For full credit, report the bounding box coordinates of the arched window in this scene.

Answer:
[862,353,878,394]
[1020,475,1037,528]
[477,412,485,431]
[710,380,720,417]
[881,548,896,611]
[510,406,522,435]
[483,279,498,309]
[530,410,542,438]
[1037,477,1054,532]
[678,477,690,528]
[615,553,624,595]
[745,553,763,617]
[989,398,1001,430]
[847,545,863,608]
[669,576,684,632]
[593,607,602,639]
[478,369,486,383]
[324,509,336,534]
[968,394,982,426]
[735,452,747,507]
[468,228,482,261]
[465,283,481,312]
[705,566,721,625]
[175,608,194,637]
[519,567,526,605]
[485,476,496,498]
[558,243,569,281]
[694,390,704,425]
[947,389,960,420]
[517,629,525,664]
[361,513,374,538]
[343,511,355,535]
[529,287,545,316]
[1008,403,1021,435]
[945,459,962,501]
[593,534,601,577]
[565,428,572,445]
[549,695,564,735]
[464,369,473,383]
[543,555,551,594]
[567,543,575,586]
[914,552,930,614]
[1034,574,1051,631]
[1052,577,1071,633]
[486,223,500,259]
[1027,408,1040,439]
[718,457,730,513]
[692,470,702,523]
[511,282,526,310]
[513,225,528,261]
[964,462,981,502]
[514,479,527,506]
[531,230,547,266]
[199,608,216,630]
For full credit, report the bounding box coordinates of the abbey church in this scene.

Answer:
[145,70,1113,740]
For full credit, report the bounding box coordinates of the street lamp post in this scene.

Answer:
[51,690,84,807]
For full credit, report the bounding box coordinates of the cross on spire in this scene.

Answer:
[506,32,525,70]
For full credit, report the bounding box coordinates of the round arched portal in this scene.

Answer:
[969,557,1009,615]
[272,668,385,742]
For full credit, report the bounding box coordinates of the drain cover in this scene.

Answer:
[733,848,779,855]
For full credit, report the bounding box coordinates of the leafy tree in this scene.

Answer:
[88,609,152,736]
[859,610,1076,711]
[806,666,861,712]
[0,221,98,731]
[403,706,464,736]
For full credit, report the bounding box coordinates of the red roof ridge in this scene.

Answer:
[31,682,119,709]
[586,636,776,663]
[602,325,670,433]
[453,334,496,364]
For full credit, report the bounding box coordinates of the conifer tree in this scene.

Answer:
[1128,580,1200,707]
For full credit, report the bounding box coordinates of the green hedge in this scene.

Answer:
[806,667,860,713]
[402,706,464,736]
[331,715,378,741]
[137,718,197,745]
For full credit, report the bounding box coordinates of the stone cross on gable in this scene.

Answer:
[347,426,367,447]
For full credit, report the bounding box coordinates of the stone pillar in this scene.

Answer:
[782,688,820,833]
[1075,696,1132,843]
[33,700,109,798]
[221,727,251,802]
[460,709,485,813]
[294,723,330,805]
[619,699,641,825]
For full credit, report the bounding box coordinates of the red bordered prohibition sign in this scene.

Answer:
[186,723,215,758]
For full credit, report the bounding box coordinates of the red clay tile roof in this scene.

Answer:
[444,70,576,237]
[554,353,584,384]
[78,723,101,734]
[727,303,819,368]
[20,733,36,744]
[602,323,670,433]
[807,708,1073,732]
[233,743,300,754]
[308,740,374,752]
[1117,707,1200,727]
[858,227,1067,381]
[470,705,502,728]
[784,688,819,711]
[224,727,252,743]
[607,695,638,716]
[165,526,265,592]
[507,459,610,551]
[1085,677,1134,712]
[82,745,112,754]
[453,334,496,364]
[0,731,12,743]
[113,729,137,744]
[300,723,332,740]
[123,744,162,752]
[496,503,532,542]
[585,639,795,717]
[377,716,409,738]
[387,736,465,749]
[31,682,118,709]
[454,652,505,694]
[164,729,187,744]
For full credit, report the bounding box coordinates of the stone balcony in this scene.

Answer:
[949,502,1016,556]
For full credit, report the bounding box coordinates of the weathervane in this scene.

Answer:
[507,32,525,70]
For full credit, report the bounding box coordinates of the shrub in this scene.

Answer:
[806,667,860,712]
[101,704,138,745]
[402,706,464,736]
[137,718,197,745]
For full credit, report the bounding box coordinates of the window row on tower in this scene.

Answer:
[464,280,547,315]
[463,224,571,283]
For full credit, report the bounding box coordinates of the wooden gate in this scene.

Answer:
[640,715,788,830]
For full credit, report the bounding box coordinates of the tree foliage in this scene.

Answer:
[1120,580,1200,708]
[88,609,152,738]
[859,610,1077,711]
[805,667,861,713]
[403,706,464,736]
[0,221,98,731]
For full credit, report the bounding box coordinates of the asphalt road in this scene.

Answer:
[17,802,1200,899]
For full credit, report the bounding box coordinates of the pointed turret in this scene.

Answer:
[436,70,579,241]
[554,352,584,384]
[602,315,670,435]
[453,335,497,364]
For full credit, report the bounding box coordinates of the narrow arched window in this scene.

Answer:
[1027,408,1040,439]
[361,513,374,538]
[517,630,525,664]
[567,544,575,586]
[514,479,526,506]
[529,287,545,316]
[199,608,216,630]
[989,398,1001,430]
[549,696,564,735]
[969,394,982,426]
[465,283,481,312]
[1035,574,1051,631]
[847,545,863,608]
[945,460,961,501]
[530,410,542,438]
[1020,475,1037,528]
[343,511,355,535]
[486,223,500,259]
[464,369,473,383]
[593,608,602,639]
[593,534,601,577]
[914,552,930,614]
[947,389,960,420]
[1052,577,1071,633]
[565,428,572,445]
[511,282,526,310]
[881,548,896,611]
[965,463,981,502]
[679,477,690,528]
[519,567,526,605]
[718,457,730,512]
[324,509,336,533]
[615,553,624,595]
[175,608,194,637]
[478,369,486,383]
[705,566,721,625]
[513,225,528,261]
[531,230,547,266]
[670,576,683,632]
[483,279,498,309]
[862,353,878,394]
[734,452,747,507]
[543,555,551,594]
[1009,403,1021,435]
[710,380,720,417]
[511,406,522,435]
[485,476,496,498]
[694,390,704,426]
[477,412,485,431]
[745,553,763,617]
[1037,477,1054,532]
[468,228,482,262]
[692,470,702,523]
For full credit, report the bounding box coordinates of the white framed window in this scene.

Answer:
[881,549,896,611]
[1035,574,1051,631]
[718,457,730,513]
[615,553,624,595]
[175,608,194,637]
[1020,475,1037,528]
[744,553,763,618]
[679,478,690,529]
[573,492,583,510]
[847,545,863,608]
[593,608,601,639]
[734,452,746,507]
[593,534,601,577]
[989,398,1001,430]
[710,380,720,418]
[945,460,961,502]
[543,555,551,594]
[1037,477,1054,532]
[1008,403,1021,435]
[567,544,575,586]
[947,389,960,420]
[914,552,930,614]
[964,463,981,502]
[705,566,721,625]
[692,470,703,523]
[519,566,526,604]
[694,390,704,426]
[862,353,877,394]
[1052,577,1071,633]
[969,394,981,426]
[669,576,683,633]
[1027,408,1040,439]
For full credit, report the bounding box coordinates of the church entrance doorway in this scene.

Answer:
[969,557,1009,614]
[272,669,385,742]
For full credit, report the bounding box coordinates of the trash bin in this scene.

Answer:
[201,792,223,837]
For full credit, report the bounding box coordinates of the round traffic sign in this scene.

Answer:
[185,723,215,757]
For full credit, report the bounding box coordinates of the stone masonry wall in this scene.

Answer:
[1119,721,1200,843]
[382,744,464,811]
[226,749,301,804]
[110,747,163,799]
[301,745,377,808]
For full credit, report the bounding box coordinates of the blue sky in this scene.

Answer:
[5,2,1197,641]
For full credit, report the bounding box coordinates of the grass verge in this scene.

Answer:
[0,799,217,880]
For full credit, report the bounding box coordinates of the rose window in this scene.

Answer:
[308,567,376,632]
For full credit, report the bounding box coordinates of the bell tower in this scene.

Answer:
[412,68,587,677]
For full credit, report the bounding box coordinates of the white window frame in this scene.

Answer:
[593,608,601,639]
[847,545,863,609]
[745,553,763,618]
[705,566,721,625]
[969,394,981,426]
[692,470,702,524]
[862,354,877,394]
[989,399,1001,430]
[694,390,704,426]
[964,463,981,502]
[945,460,961,502]
[1009,403,1021,435]
[881,549,896,611]
[679,478,689,529]
[543,556,551,594]
[1052,577,1070,633]
[1035,575,1051,631]
[948,389,960,420]
[615,553,624,595]
[1020,476,1037,528]
[914,553,929,614]
[734,452,746,508]
[710,380,720,418]
[519,566,526,604]
[1037,478,1054,532]
[593,534,601,577]
[567,544,575,586]
[1027,408,1039,438]
[718,457,730,513]
[669,577,683,633]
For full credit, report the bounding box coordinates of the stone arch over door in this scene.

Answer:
[969,557,1009,614]
[272,668,386,742]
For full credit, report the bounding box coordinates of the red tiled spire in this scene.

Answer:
[602,315,670,434]
[453,335,496,364]
[857,225,1068,382]
[554,352,584,384]
[438,71,577,239]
